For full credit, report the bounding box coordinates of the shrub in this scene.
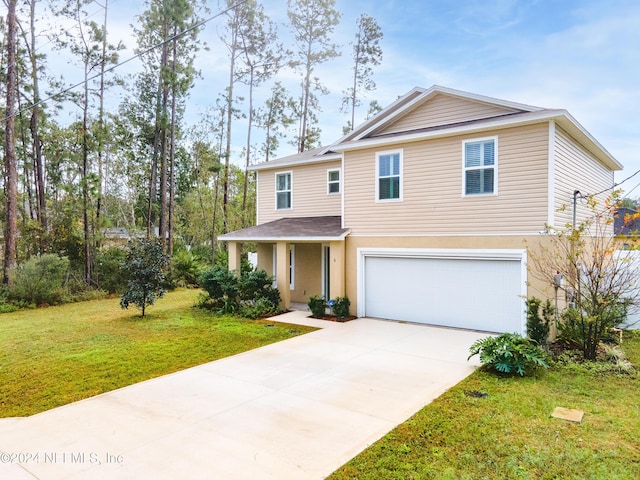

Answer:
[239,270,280,317]
[557,304,627,359]
[10,254,70,306]
[525,297,553,344]
[0,286,17,313]
[468,333,549,376]
[199,267,280,317]
[555,347,636,375]
[120,239,170,317]
[94,247,127,294]
[198,266,240,313]
[239,297,280,320]
[172,249,203,287]
[332,296,351,319]
[308,295,326,317]
[240,269,274,300]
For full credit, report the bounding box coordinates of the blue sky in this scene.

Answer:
[50,0,640,191]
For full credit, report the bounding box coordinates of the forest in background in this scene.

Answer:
[0,0,384,299]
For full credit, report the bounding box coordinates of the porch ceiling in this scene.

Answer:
[219,216,349,242]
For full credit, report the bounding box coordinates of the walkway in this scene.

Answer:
[0,312,487,479]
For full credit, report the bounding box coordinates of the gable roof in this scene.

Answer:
[251,85,622,172]
[343,85,544,142]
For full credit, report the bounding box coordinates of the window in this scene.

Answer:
[376,151,402,201]
[327,169,340,194]
[464,138,496,195]
[275,172,292,209]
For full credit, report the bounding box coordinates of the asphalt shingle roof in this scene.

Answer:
[219,216,349,241]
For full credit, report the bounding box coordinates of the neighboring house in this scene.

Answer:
[221,85,622,334]
[614,207,640,236]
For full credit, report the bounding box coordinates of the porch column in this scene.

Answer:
[276,241,291,309]
[329,240,346,303]
[228,241,242,277]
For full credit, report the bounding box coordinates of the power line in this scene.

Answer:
[2,0,248,123]
[588,167,640,198]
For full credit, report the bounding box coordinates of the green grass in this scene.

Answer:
[0,289,314,417]
[329,331,640,480]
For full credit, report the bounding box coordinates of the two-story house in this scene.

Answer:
[221,85,622,334]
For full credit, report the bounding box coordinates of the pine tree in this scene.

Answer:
[342,13,383,131]
[287,0,341,153]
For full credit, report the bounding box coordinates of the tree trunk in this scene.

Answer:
[167,25,178,262]
[29,0,47,253]
[223,27,238,234]
[96,0,109,240]
[242,66,254,226]
[3,0,19,285]
[82,66,92,285]
[158,29,170,246]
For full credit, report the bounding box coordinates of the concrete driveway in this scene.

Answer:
[0,312,489,480]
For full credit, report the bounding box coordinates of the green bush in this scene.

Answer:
[468,333,549,377]
[94,247,127,294]
[240,269,273,299]
[172,249,203,287]
[0,286,16,313]
[199,267,280,317]
[10,254,70,306]
[308,295,326,317]
[525,297,553,344]
[239,297,280,320]
[558,303,627,359]
[198,266,240,313]
[332,296,351,319]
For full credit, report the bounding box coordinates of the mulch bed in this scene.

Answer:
[309,315,357,323]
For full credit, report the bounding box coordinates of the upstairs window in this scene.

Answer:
[276,172,292,209]
[327,169,340,194]
[464,138,496,195]
[376,151,402,201]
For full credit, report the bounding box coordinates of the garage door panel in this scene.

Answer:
[364,256,523,333]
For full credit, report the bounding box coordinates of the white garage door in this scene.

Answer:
[362,251,525,333]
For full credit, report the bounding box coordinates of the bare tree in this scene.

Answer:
[530,193,640,359]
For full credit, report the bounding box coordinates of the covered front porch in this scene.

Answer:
[220,216,350,310]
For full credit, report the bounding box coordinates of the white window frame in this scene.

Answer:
[272,245,277,287]
[289,245,295,290]
[327,168,341,195]
[462,137,498,197]
[375,149,403,202]
[275,171,293,210]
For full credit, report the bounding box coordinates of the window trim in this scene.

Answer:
[327,168,341,195]
[462,136,498,197]
[275,170,293,210]
[375,149,403,203]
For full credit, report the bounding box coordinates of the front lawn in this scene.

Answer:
[329,332,640,480]
[0,289,314,417]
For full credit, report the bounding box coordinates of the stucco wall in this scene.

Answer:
[344,235,558,317]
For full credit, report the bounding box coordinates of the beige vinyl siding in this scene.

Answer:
[375,93,519,136]
[344,123,549,235]
[257,160,342,224]
[553,127,614,229]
